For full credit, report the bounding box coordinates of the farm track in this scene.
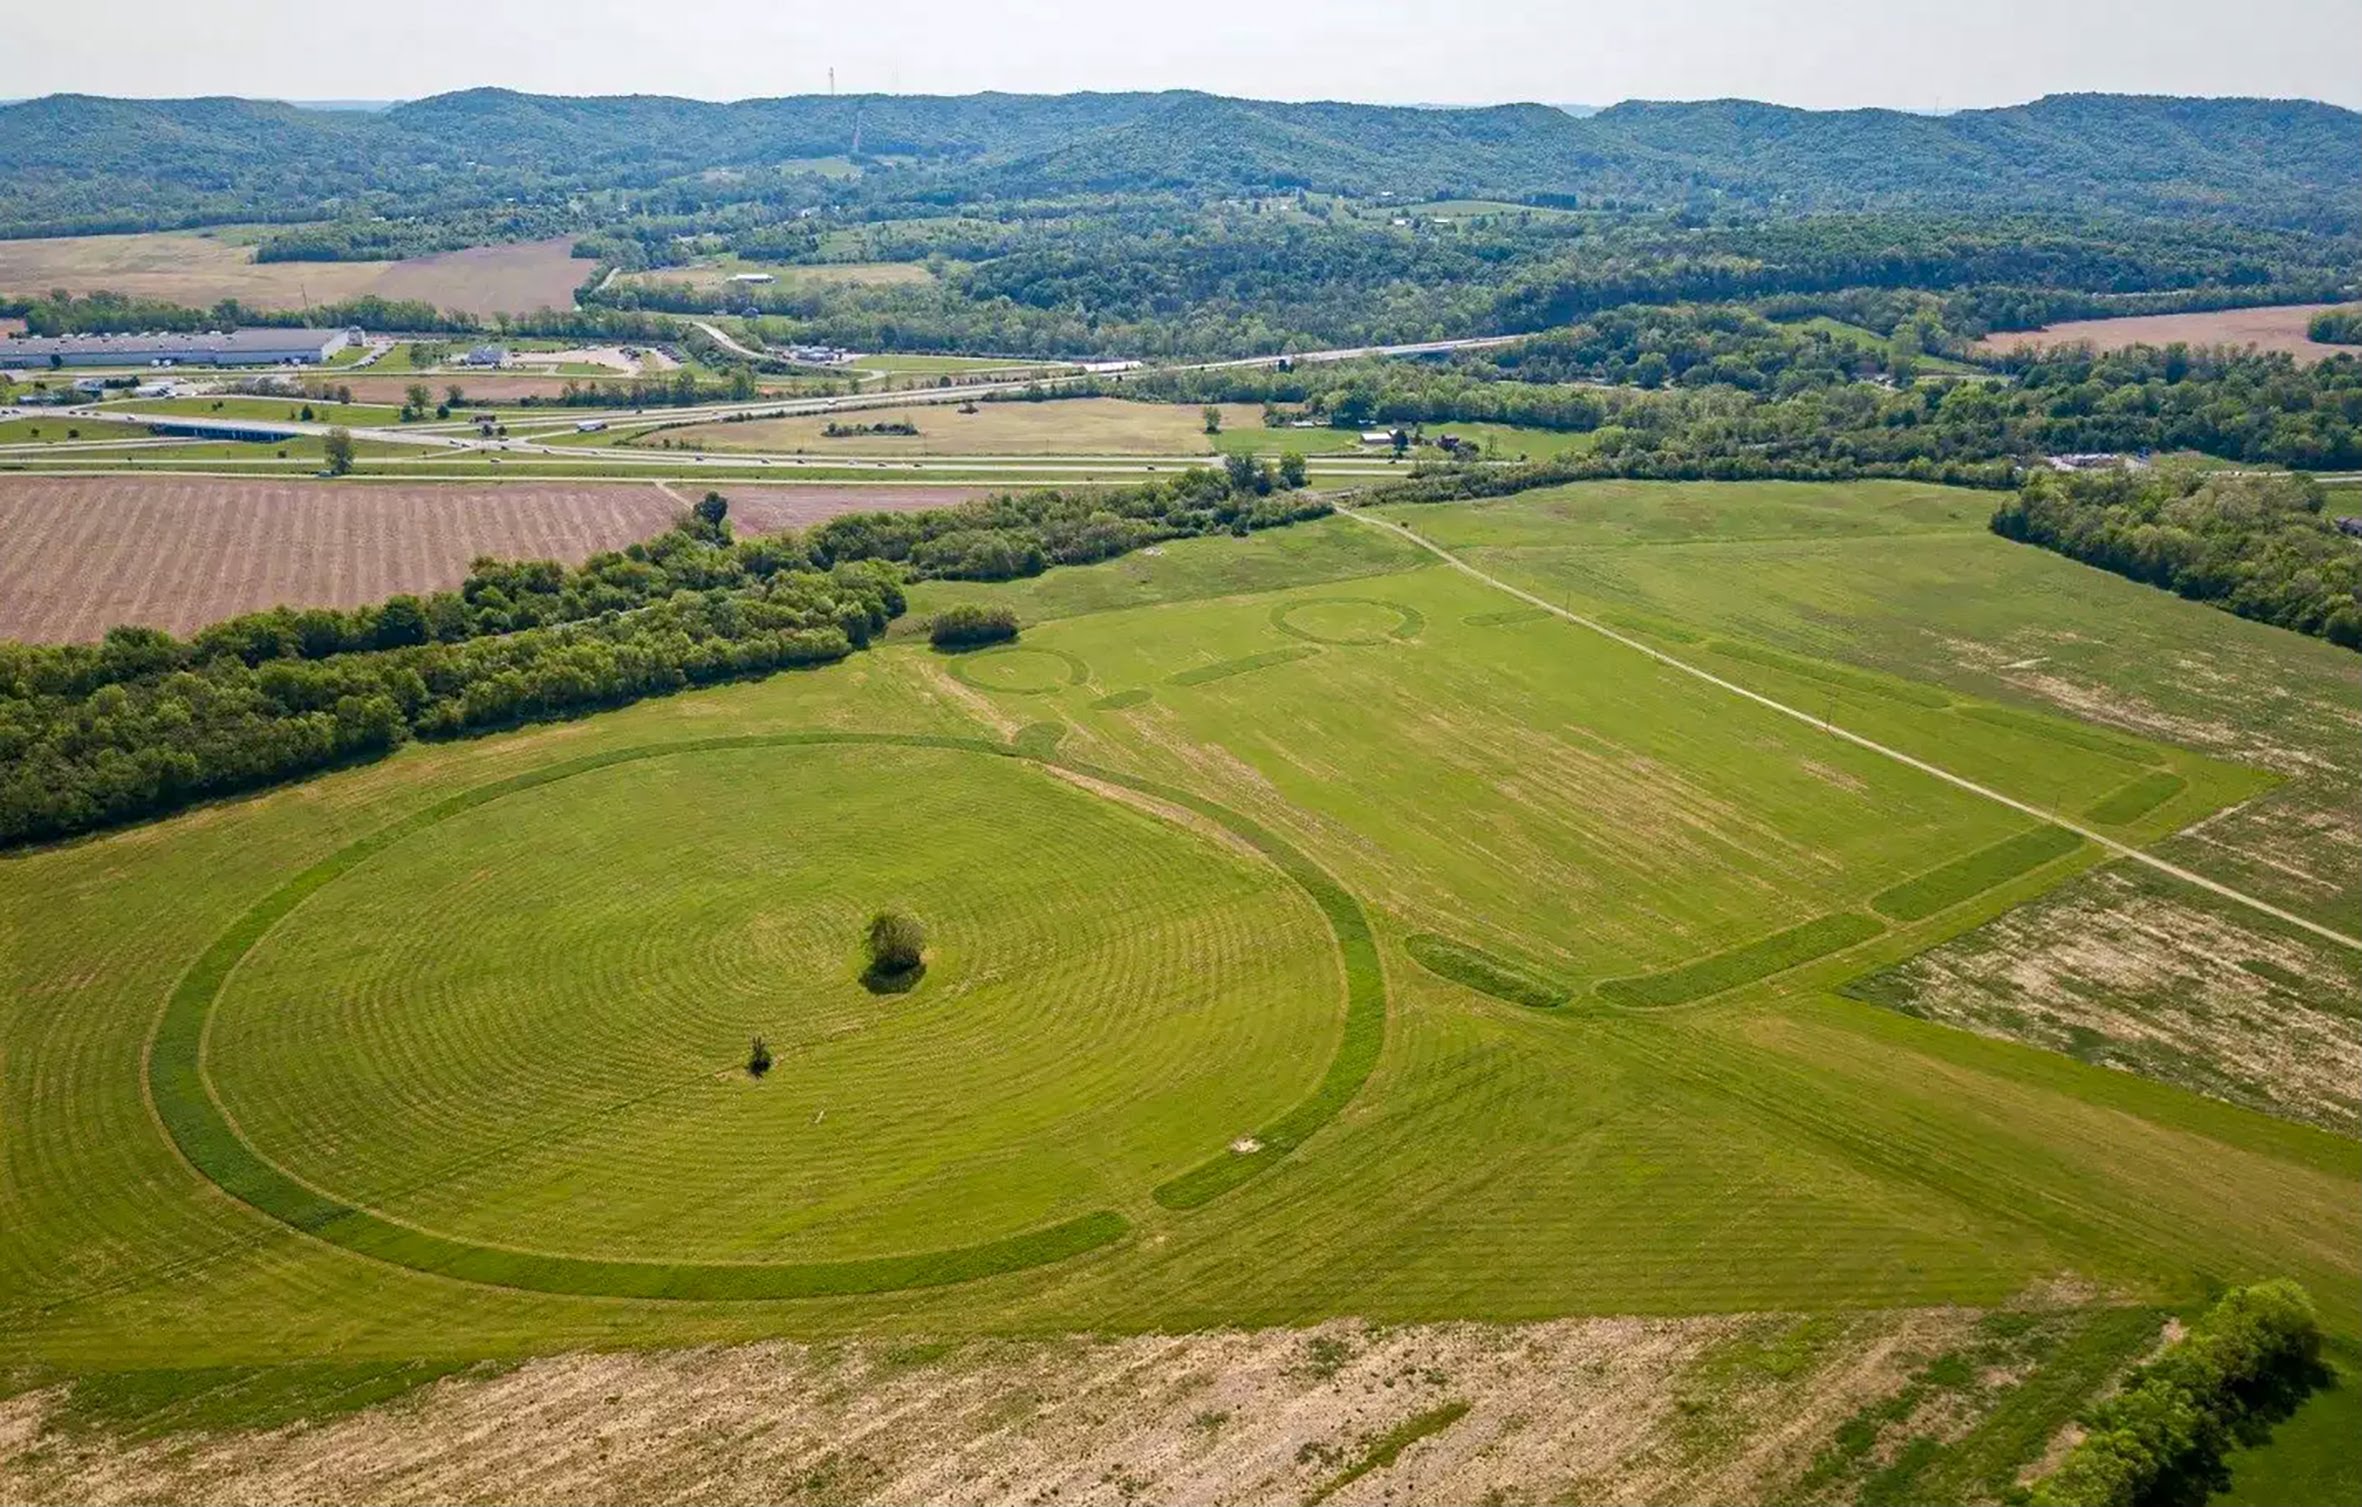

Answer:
[1350,507,2362,953]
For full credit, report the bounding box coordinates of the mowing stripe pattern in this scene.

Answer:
[151,732,1387,1298]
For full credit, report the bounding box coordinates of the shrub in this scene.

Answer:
[868,912,925,971]
[929,603,1020,648]
[746,1036,772,1078]
[864,912,927,993]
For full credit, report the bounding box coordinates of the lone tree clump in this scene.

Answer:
[864,910,927,992]
[746,1035,773,1078]
[321,426,355,476]
[929,603,1019,649]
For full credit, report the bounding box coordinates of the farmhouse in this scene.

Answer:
[460,345,509,367]
[0,328,351,369]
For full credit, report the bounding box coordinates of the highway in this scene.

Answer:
[7,332,1528,470]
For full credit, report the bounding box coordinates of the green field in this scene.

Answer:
[3,482,2355,1501]
[102,395,409,426]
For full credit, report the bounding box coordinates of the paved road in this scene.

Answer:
[1346,506,2362,955]
[23,331,1534,469]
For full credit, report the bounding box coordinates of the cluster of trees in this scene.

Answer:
[568,197,2355,363]
[1127,340,2362,473]
[252,207,576,262]
[928,604,1019,648]
[1,475,1333,846]
[4,290,457,337]
[0,289,694,343]
[0,571,896,848]
[1990,466,2362,648]
[1481,302,1934,390]
[537,369,764,409]
[805,467,1327,585]
[2310,306,2362,344]
[2029,1281,2323,1507]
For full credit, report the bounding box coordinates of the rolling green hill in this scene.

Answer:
[0,89,2352,237]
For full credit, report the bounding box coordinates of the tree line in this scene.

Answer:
[0,473,1330,846]
[2029,1280,2323,1507]
[1123,339,2362,473]
[2310,307,2362,344]
[1990,466,2362,649]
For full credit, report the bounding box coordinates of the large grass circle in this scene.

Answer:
[1271,597,1426,645]
[196,740,1345,1287]
[946,646,1089,694]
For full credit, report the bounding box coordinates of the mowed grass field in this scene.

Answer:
[208,743,1343,1263]
[0,230,583,317]
[6,490,2357,1401]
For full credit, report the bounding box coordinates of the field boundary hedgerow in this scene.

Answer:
[150,731,1387,1296]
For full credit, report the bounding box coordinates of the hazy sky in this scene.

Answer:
[7,0,2358,109]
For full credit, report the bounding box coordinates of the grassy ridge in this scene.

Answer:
[1404,934,1568,1009]
[1871,825,2084,922]
[1167,645,1321,686]
[1600,913,1886,1007]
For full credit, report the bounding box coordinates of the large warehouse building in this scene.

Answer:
[0,327,352,369]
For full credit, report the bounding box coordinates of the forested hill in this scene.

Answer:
[1,89,2352,237]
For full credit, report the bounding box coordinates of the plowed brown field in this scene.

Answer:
[1972,303,2348,362]
[0,478,984,641]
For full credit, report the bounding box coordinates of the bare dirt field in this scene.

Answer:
[0,1305,2143,1506]
[366,238,586,318]
[621,259,935,294]
[652,398,1271,456]
[0,231,582,318]
[0,478,984,640]
[1848,863,2362,1134]
[1973,303,2349,362]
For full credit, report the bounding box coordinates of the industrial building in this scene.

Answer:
[0,327,353,369]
